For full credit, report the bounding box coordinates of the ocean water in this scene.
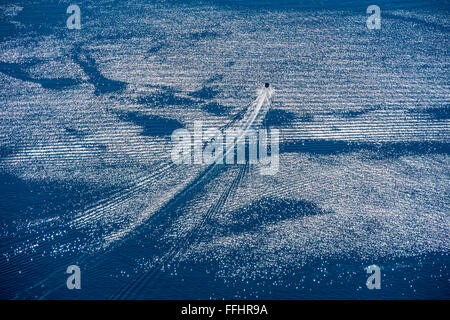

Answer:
[0,0,449,299]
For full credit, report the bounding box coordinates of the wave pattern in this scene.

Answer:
[0,0,449,299]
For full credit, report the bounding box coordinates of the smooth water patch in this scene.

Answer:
[281,140,450,158]
[72,47,127,95]
[264,109,297,127]
[114,111,183,137]
[0,61,80,90]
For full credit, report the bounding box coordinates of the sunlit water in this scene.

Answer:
[0,0,449,299]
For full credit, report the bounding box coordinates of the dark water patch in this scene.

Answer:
[215,197,329,237]
[0,61,80,90]
[72,47,127,95]
[0,145,16,159]
[281,140,450,157]
[38,77,80,89]
[189,86,220,100]
[264,109,296,127]
[35,242,449,299]
[0,58,44,82]
[0,173,119,299]
[409,105,450,120]
[202,102,229,115]
[14,1,67,36]
[114,110,183,137]
[18,163,227,300]
[0,20,18,40]
[168,251,450,299]
[137,90,196,107]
